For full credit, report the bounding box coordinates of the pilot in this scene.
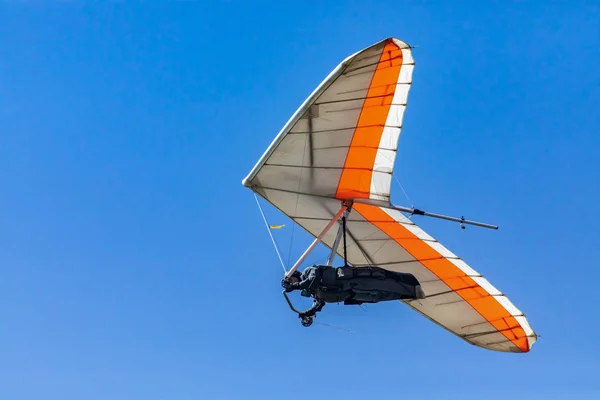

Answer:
[283,264,425,324]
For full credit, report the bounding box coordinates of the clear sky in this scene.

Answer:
[1,2,599,399]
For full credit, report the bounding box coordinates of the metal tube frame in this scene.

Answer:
[352,199,498,230]
[400,206,498,229]
[325,209,349,266]
[284,202,350,279]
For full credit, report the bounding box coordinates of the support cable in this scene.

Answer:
[254,193,287,273]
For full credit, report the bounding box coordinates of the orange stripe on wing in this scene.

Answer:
[353,203,529,352]
[335,40,403,199]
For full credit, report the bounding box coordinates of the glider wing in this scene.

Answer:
[242,38,536,353]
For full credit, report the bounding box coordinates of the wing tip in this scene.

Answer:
[388,37,413,49]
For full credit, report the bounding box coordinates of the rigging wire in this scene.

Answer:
[254,193,287,273]
[375,148,415,215]
[393,173,414,209]
[314,321,354,334]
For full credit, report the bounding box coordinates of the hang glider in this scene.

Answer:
[242,37,536,353]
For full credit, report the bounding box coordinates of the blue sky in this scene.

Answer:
[1,2,599,399]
